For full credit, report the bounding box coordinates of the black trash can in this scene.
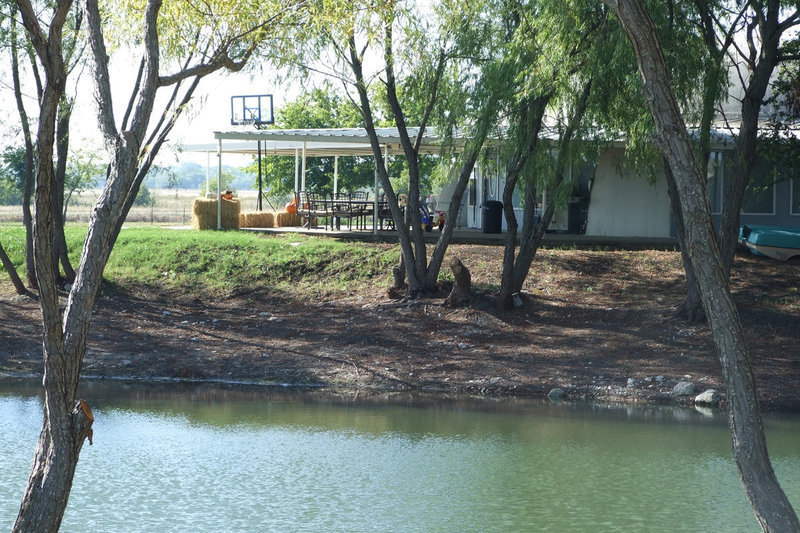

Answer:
[481,200,503,233]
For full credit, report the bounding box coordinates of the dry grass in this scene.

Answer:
[0,189,265,225]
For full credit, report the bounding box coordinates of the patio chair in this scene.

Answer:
[332,192,356,230]
[297,191,311,228]
[378,194,395,230]
[307,192,332,230]
[348,191,370,230]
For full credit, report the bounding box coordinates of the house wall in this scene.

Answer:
[585,148,673,238]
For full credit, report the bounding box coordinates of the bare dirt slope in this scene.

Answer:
[1,245,798,410]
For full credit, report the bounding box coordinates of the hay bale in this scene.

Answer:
[240,211,276,228]
[276,212,302,227]
[192,198,241,230]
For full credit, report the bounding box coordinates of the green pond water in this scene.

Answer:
[0,381,798,532]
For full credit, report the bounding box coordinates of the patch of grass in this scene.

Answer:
[0,225,400,297]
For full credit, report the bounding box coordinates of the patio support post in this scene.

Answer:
[334,155,339,196]
[373,156,379,235]
[294,148,299,194]
[217,139,223,230]
[301,141,307,191]
[257,140,263,211]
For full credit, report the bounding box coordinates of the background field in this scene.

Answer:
[0,188,269,225]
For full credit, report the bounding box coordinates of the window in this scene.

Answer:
[792,178,800,215]
[741,156,775,215]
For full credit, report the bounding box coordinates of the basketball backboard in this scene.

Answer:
[230,94,274,127]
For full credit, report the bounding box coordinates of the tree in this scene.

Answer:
[63,149,102,219]
[293,0,505,296]
[716,1,800,280]
[5,0,37,288]
[604,0,799,530]
[576,0,713,324]
[0,146,26,205]
[5,0,86,286]
[12,0,302,529]
[199,169,237,197]
[495,0,610,310]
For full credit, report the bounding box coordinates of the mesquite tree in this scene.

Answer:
[495,0,610,310]
[2,0,84,289]
[605,0,799,530]
[294,0,506,296]
[717,1,800,278]
[12,0,301,530]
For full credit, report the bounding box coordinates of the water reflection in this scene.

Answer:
[1,380,798,532]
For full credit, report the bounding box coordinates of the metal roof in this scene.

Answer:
[188,127,457,157]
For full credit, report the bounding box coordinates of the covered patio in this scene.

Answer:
[188,127,461,232]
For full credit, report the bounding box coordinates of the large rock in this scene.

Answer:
[547,388,566,400]
[672,381,695,396]
[694,389,720,406]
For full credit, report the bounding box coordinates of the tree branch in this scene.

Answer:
[84,0,118,142]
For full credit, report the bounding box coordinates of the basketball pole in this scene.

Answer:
[257,139,263,211]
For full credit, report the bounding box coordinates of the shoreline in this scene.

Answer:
[2,366,798,414]
[2,246,798,414]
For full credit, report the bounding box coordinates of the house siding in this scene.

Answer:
[585,148,673,238]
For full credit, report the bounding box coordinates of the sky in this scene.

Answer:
[1,44,304,169]
[70,54,301,167]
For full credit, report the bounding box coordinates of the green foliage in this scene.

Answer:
[64,149,103,216]
[200,170,237,197]
[244,87,374,198]
[585,0,710,173]
[0,147,26,205]
[133,184,157,207]
[105,0,300,67]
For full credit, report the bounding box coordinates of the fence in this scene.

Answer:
[0,189,270,225]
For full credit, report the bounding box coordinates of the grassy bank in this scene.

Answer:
[0,225,400,297]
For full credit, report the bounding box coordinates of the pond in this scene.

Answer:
[1,381,799,532]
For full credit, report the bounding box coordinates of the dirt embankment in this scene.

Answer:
[1,246,798,411]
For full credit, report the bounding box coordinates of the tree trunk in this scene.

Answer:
[606,1,799,530]
[499,80,592,308]
[0,241,28,295]
[423,117,495,290]
[14,392,93,532]
[54,98,76,283]
[717,0,782,278]
[12,4,85,529]
[22,163,36,290]
[512,182,554,293]
[9,6,37,290]
[662,157,704,323]
[388,255,406,299]
[445,257,471,307]
[497,95,550,310]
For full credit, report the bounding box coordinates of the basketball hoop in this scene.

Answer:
[230,94,274,129]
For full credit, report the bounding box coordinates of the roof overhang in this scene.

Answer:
[185,127,459,157]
